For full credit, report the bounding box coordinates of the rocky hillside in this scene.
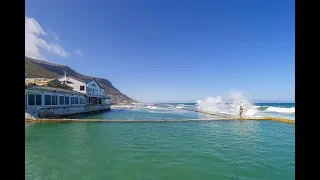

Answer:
[25,56,138,104]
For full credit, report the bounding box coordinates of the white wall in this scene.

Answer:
[57,76,106,98]
[26,104,111,118]
[86,80,105,98]
[25,89,86,108]
[25,89,94,118]
[57,76,86,94]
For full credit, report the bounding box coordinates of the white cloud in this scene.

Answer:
[25,17,69,60]
[47,28,60,41]
[76,49,82,56]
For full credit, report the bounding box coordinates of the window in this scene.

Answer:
[75,97,79,104]
[65,96,69,105]
[28,94,35,106]
[59,96,64,105]
[80,86,85,91]
[36,95,42,106]
[45,95,51,105]
[83,98,86,104]
[71,97,74,105]
[52,95,58,105]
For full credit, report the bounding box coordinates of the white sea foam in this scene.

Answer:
[146,105,158,109]
[166,104,175,107]
[176,104,184,109]
[111,104,136,109]
[196,91,257,117]
[265,107,295,114]
[146,105,170,110]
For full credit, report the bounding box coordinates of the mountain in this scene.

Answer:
[25,56,137,104]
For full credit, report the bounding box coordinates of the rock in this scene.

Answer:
[25,112,38,120]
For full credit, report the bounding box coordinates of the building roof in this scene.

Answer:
[86,78,103,89]
[58,75,103,89]
[57,75,86,83]
[26,85,86,96]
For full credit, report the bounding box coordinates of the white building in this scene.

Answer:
[25,86,86,108]
[57,75,110,105]
[25,85,111,118]
[25,74,111,119]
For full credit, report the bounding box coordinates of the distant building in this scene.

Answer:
[57,75,110,105]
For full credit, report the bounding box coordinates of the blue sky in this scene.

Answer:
[25,0,294,103]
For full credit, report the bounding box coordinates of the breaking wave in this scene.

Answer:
[196,91,257,117]
[196,91,295,119]
[265,107,295,113]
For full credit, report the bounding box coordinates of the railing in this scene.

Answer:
[86,93,107,98]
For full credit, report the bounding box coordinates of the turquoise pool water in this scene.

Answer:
[25,120,294,180]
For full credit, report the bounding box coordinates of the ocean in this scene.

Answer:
[25,102,295,180]
[67,102,295,121]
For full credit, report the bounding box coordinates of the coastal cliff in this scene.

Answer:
[25,56,138,104]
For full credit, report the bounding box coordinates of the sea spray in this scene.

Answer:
[265,107,295,113]
[196,92,257,117]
